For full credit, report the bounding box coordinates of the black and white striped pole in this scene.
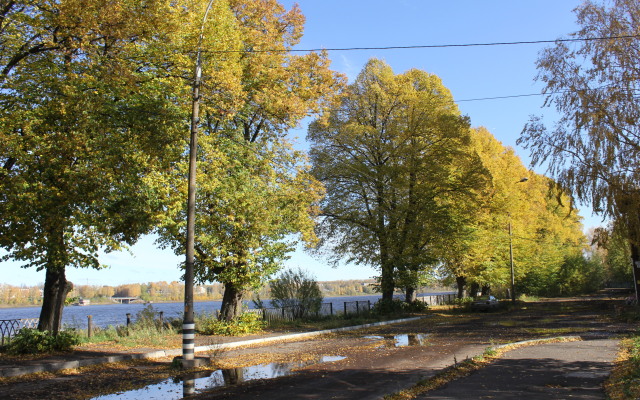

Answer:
[181,0,216,371]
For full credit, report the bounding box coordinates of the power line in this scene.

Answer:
[457,85,640,103]
[457,93,546,102]
[208,34,640,54]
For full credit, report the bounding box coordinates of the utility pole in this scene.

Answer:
[508,177,528,303]
[182,0,216,370]
[509,219,515,302]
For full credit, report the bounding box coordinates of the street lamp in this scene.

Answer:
[509,177,528,302]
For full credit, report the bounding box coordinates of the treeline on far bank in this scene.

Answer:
[0,279,422,307]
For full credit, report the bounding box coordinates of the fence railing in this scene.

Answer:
[0,318,39,346]
[417,293,456,306]
[343,300,372,316]
[252,294,454,323]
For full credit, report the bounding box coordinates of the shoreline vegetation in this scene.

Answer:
[0,280,453,308]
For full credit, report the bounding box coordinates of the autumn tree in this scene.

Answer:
[0,0,222,333]
[438,127,529,298]
[156,0,343,321]
[309,59,485,303]
[591,223,633,286]
[440,127,586,298]
[519,0,640,298]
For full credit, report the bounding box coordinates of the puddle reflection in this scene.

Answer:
[364,333,429,347]
[90,355,346,400]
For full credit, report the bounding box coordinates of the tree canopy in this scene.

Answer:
[309,59,486,302]
[156,0,343,321]
[518,0,640,296]
[0,0,237,331]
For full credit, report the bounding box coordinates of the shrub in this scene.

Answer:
[5,328,80,355]
[130,304,167,329]
[454,297,473,310]
[197,312,265,336]
[270,268,323,319]
[372,298,428,315]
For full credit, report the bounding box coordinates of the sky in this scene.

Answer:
[2,0,604,287]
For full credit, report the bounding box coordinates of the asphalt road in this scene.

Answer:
[421,339,619,400]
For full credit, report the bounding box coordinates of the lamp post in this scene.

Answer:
[182,0,216,369]
[509,177,528,303]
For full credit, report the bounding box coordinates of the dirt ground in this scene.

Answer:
[0,291,636,400]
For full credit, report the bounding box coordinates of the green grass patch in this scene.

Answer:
[196,312,266,336]
[79,325,180,349]
[2,328,80,355]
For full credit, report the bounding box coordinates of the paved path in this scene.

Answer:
[420,339,619,400]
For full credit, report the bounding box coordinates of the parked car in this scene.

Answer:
[470,295,500,311]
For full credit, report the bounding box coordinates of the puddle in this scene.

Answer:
[364,334,430,347]
[90,355,345,400]
[321,355,346,362]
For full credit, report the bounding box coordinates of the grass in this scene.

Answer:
[78,325,181,350]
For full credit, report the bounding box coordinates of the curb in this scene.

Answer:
[0,316,424,378]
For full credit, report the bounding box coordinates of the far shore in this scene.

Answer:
[0,289,455,309]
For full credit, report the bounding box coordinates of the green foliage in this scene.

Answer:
[196,312,265,336]
[156,0,340,321]
[592,224,634,286]
[270,268,323,318]
[442,127,587,300]
[518,254,604,297]
[454,297,474,309]
[4,328,79,355]
[309,59,484,301]
[372,299,428,315]
[133,305,166,330]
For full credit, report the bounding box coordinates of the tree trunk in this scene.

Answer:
[380,261,395,302]
[630,243,640,303]
[468,282,480,298]
[219,282,245,321]
[455,276,466,299]
[481,285,491,296]
[378,239,395,301]
[38,267,73,333]
[405,286,417,303]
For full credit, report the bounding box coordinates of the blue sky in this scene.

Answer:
[4,0,602,287]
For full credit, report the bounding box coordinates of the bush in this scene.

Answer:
[454,297,473,310]
[270,268,323,319]
[5,328,80,355]
[372,298,428,315]
[133,304,165,329]
[197,312,265,336]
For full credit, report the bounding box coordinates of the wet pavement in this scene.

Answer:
[420,339,619,400]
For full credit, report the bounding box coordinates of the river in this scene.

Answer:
[0,292,454,329]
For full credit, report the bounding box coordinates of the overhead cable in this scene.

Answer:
[207,34,640,54]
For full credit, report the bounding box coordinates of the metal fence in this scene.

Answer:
[417,293,456,306]
[255,303,335,323]
[343,300,372,316]
[251,294,454,323]
[0,318,38,346]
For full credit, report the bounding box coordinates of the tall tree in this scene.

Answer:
[0,0,218,332]
[309,59,485,302]
[156,0,343,321]
[518,0,640,298]
[441,127,586,298]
